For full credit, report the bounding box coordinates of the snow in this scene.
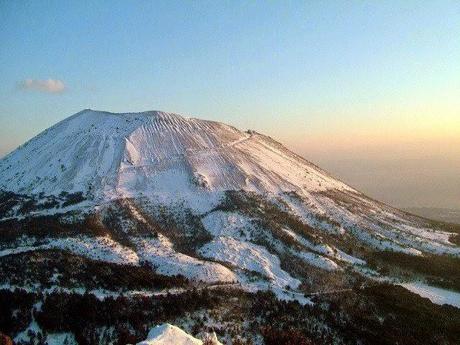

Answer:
[293,251,340,271]
[14,319,41,344]
[136,324,224,345]
[0,233,237,284]
[46,333,78,345]
[281,227,365,267]
[314,193,460,257]
[0,236,140,265]
[14,301,43,344]
[0,109,352,205]
[202,332,223,345]
[137,323,203,345]
[134,235,237,283]
[199,236,300,289]
[400,282,460,309]
[0,282,236,301]
[2,108,460,305]
[201,211,256,239]
[1,109,455,258]
[238,278,313,306]
[335,249,366,265]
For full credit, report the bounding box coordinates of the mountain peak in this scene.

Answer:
[79,108,187,118]
[0,109,351,201]
[68,108,192,126]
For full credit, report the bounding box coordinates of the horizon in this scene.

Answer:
[1,1,459,209]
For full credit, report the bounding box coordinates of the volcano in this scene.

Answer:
[1,110,459,344]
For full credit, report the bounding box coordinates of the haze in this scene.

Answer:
[0,1,459,209]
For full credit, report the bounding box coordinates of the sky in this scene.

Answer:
[0,1,459,209]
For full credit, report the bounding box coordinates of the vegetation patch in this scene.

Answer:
[366,250,460,291]
[0,250,189,291]
[2,282,460,345]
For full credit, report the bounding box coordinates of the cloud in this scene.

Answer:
[20,79,66,93]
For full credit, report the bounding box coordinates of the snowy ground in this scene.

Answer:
[133,235,237,283]
[137,323,223,345]
[199,236,300,289]
[0,236,140,265]
[399,282,460,308]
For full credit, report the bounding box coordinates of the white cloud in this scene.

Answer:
[20,79,66,93]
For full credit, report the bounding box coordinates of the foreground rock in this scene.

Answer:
[136,323,222,345]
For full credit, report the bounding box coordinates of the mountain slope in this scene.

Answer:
[0,109,351,203]
[0,110,457,257]
[0,111,458,283]
[1,109,460,344]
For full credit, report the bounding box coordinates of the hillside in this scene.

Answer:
[1,109,460,344]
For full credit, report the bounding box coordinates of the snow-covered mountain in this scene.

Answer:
[0,109,351,202]
[1,110,459,283]
[1,109,460,344]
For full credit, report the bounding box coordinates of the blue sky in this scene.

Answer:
[1,1,459,207]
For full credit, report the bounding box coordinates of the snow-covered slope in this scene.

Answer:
[400,282,460,308]
[0,109,352,202]
[136,323,223,345]
[137,323,203,345]
[1,109,459,303]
